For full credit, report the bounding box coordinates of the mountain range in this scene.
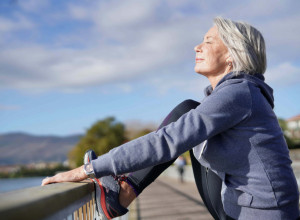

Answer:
[0,132,82,165]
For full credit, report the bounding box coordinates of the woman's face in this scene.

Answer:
[194,26,230,76]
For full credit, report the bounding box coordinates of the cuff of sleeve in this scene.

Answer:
[91,153,114,178]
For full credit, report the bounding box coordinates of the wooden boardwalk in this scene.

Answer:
[128,176,213,220]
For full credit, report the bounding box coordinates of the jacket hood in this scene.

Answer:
[205,72,274,109]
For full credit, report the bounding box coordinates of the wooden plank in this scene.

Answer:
[74,210,78,220]
[83,204,86,220]
[79,207,83,220]
[90,199,94,220]
[86,202,90,220]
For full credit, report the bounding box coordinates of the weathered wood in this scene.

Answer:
[74,210,78,220]
[0,181,94,220]
[90,199,94,220]
[79,207,83,220]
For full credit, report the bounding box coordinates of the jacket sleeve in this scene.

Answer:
[92,81,252,177]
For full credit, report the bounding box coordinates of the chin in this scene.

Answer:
[194,67,202,74]
[194,68,207,76]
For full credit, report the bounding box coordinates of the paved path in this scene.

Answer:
[129,176,213,220]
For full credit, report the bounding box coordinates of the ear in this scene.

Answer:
[225,54,233,66]
[225,54,233,63]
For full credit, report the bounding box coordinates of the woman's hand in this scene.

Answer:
[41,165,88,186]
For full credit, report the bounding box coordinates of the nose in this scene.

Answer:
[194,43,203,52]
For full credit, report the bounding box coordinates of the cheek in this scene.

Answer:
[204,48,216,62]
[205,55,216,68]
[209,49,226,66]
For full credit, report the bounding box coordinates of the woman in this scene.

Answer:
[42,17,299,220]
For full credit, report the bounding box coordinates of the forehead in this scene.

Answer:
[204,26,219,39]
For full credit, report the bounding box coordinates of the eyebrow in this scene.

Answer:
[204,36,214,40]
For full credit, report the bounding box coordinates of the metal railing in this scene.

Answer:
[0,180,128,220]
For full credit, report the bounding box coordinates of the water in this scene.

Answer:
[0,176,46,193]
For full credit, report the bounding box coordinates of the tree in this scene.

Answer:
[278,118,295,149]
[131,128,153,139]
[68,117,127,167]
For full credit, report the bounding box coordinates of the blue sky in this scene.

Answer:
[0,0,300,136]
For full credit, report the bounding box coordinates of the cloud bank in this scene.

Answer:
[0,0,299,93]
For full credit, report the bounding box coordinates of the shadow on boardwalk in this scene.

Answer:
[129,176,213,220]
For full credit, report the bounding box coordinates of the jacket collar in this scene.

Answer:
[204,72,265,96]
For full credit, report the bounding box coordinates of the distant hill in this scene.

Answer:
[0,132,82,165]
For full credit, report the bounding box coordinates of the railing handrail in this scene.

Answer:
[0,180,94,220]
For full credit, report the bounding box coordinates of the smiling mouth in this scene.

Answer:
[195,58,204,63]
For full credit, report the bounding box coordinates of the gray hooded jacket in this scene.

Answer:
[92,72,299,219]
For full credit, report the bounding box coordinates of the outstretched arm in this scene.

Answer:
[92,83,251,178]
[41,165,87,186]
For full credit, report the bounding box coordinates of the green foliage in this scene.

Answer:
[182,151,191,165]
[278,117,298,149]
[68,117,127,167]
[278,118,288,131]
[131,128,153,139]
[284,134,296,149]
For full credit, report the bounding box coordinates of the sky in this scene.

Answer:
[0,0,300,136]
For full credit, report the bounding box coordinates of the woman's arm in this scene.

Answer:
[92,82,252,178]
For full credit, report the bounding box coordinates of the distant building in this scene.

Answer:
[286,114,300,140]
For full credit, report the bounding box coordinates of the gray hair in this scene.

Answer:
[214,17,266,74]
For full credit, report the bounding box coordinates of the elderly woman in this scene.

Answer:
[42,17,299,220]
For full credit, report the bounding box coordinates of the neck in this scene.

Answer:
[207,67,232,90]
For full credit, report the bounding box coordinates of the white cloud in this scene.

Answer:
[68,4,90,21]
[265,62,300,86]
[17,0,50,13]
[67,0,160,31]
[227,0,288,19]
[0,4,208,92]
[150,75,208,95]
[259,15,300,62]
[0,0,299,94]
[0,14,34,32]
[95,0,159,28]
